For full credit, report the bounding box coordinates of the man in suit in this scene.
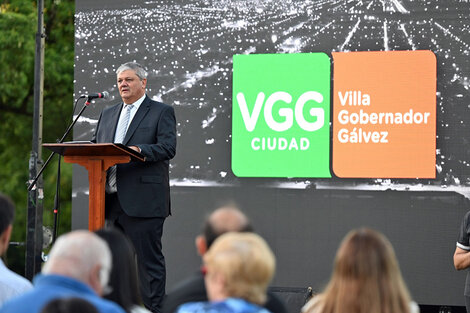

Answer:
[92,62,177,313]
[162,205,288,313]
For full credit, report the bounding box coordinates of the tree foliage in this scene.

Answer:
[0,0,74,274]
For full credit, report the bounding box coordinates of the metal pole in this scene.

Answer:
[26,0,45,280]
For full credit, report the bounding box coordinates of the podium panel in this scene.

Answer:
[44,143,144,230]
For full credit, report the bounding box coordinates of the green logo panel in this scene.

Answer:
[232,53,331,177]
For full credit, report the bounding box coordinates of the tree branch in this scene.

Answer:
[0,83,34,117]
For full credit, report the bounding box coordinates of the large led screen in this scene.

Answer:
[73,0,470,307]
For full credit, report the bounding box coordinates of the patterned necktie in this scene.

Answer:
[115,104,133,143]
[107,104,133,192]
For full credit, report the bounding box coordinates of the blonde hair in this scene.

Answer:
[305,228,412,313]
[203,232,275,305]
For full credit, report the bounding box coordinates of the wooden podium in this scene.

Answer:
[43,143,144,231]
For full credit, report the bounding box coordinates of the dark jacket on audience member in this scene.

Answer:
[162,271,288,313]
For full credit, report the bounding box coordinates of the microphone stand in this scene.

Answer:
[52,154,61,243]
[27,96,91,192]
[28,96,94,244]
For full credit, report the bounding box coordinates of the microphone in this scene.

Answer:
[85,91,110,100]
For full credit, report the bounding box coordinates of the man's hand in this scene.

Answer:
[129,146,141,153]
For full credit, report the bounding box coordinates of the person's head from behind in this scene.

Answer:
[40,297,98,313]
[203,232,275,306]
[315,228,412,313]
[95,227,141,310]
[0,193,15,256]
[196,204,253,256]
[116,62,147,104]
[42,230,112,297]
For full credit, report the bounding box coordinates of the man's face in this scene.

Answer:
[117,69,147,104]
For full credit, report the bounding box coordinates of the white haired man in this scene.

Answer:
[0,230,125,313]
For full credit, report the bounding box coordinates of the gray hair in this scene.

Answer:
[42,230,112,288]
[116,62,148,80]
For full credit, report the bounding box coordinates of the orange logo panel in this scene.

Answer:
[332,50,436,178]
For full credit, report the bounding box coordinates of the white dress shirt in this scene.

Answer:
[113,94,146,143]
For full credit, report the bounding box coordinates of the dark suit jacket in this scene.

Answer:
[162,271,288,313]
[92,95,176,218]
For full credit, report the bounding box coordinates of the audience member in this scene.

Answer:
[301,228,419,313]
[162,205,287,313]
[0,193,32,306]
[0,230,126,313]
[95,228,150,313]
[40,297,99,313]
[453,210,470,312]
[176,232,275,313]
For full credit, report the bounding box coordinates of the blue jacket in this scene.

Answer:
[176,298,271,313]
[0,274,126,313]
